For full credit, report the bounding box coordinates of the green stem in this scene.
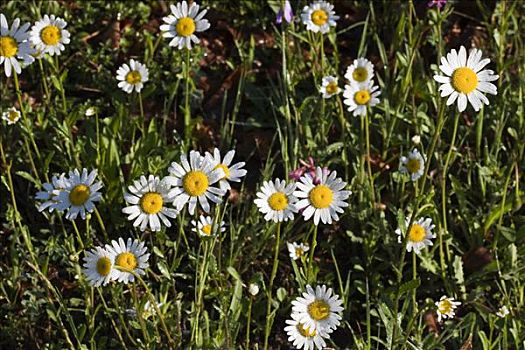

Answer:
[364,108,376,206]
[138,91,146,135]
[307,225,318,283]
[183,48,192,147]
[263,222,281,350]
[38,58,51,104]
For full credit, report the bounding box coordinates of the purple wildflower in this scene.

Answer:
[428,0,447,9]
[276,1,293,24]
[289,157,329,185]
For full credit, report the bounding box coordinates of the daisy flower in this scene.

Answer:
[122,175,179,232]
[254,178,298,222]
[344,58,374,84]
[0,13,35,77]
[35,173,67,213]
[284,312,332,350]
[2,107,21,125]
[287,242,310,261]
[343,80,381,117]
[399,149,425,181]
[435,295,461,322]
[30,14,70,56]
[301,1,339,34]
[294,167,351,225]
[165,150,226,215]
[160,1,210,50]
[496,305,510,318]
[319,76,341,99]
[191,214,226,237]
[204,148,247,191]
[433,46,499,112]
[395,217,435,254]
[54,168,103,220]
[82,246,117,287]
[106,237,150,284]
[291,284,344,332]
[116,59,149,94]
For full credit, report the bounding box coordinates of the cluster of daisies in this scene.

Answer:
[285,285,344,350]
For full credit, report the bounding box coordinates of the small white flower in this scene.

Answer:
[30,14,70,56]
[291,284,344,332]
[294,167,351,225]
[160,1,210,50]
[319,76,341,99]
[248,283,259,296]
[204,148,247,191]
[435,295,461,322]
[411,135,421,145]
[106,237,150,284]
[254,178,298,222]
[287,242,310,261]
[82,246,117,287]
[345,58,374,84]
[35,173,67,213]
[191,214,226,237]
[395,217,435,254]
[116,59,149,94]
[496,305,510,318]
[122,175,179,232]
[433,46,499,112]
[54,168,103,220]
[343,81,381,117]
[301,1,339,34]
[2,107,21,125]
[0,13,35,77]
[126,300,164,319]
[399,149,425,181]
[284,312,332,350]
[85,107,97,117]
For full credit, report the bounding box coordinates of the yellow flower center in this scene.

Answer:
[183,170,209,196]
[311,9,328,26]
[176,17,196,37]
[268,192,288,211]
[96,256,112,276]
[8,110,19,122]
[352,67,368,82]
[201,224,212,235]
[125,70,142,84]
[354,90,371,105]
[295,248,304,257]
[69,184,91,206]
[451,67,478,94]
[140,192,163,214]
[115,252,138,271]
[325,82,338,95]
[308,185,333,209]
[406,158,420,174]
[296,322,317,337]
[0,36,18,58]
[408,224,426,242]
[214,164,230,180]
[40,25,61,45]
[307,300,331,321]
[438,299,453,315]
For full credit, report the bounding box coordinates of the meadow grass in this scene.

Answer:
[0,0,524,349]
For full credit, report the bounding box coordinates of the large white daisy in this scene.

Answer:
[343,80,381,117]
[395,217,435,254]
[435,295,461,322]
[160,1,210,50]
[344,57,374,84]
[319,76,341,99]
[399,149,425,182]
[54,168,103,220]
[122,175,179,232]
[291,284,344,332]
[165,150,226,215]
[284,312,332,350]
[116,59,149,94]
[29,14,70,56]
[294,167,350,225]
[433,46,499,112]
[204,148,247,191]
[254,178,298,222]
[2,106,21,125]
[105,237,150,284]
[191,214,226,237]
[301,1,339,34]
[82,246,117,287]
[0,13,35,77]
[35,173,67,213]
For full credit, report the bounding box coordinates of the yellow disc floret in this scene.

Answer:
[115,252,137,271]
[8,110,19,122]
[214,164,230,180]
[451,67,478,94]
[408,224,426,242]
[307,300,331,321]
[40,25,61,45]
[296,322,317,337]
[140,192,163,214]
[438,299,453,315]
[0,36,18,58]
[406,158,420,174]
[354,90,371,105]
[202,224,212,235]
[268,192,289,211]
[69,184,91,206]
[311,9,328,26]
[325,82,338,95]
[183,171,209,196]
[96,256,112,276]
[352,67,368,82]
[126,70,142,84]
[176,17,196,37]
[309,185,333,209]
